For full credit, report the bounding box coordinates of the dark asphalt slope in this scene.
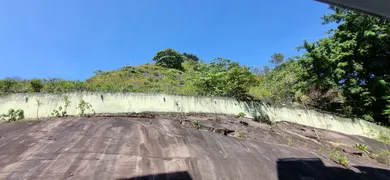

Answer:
[0,116,389,180]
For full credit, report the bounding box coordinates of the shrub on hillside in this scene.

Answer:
[153,48,184,70]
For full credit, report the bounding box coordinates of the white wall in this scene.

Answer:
[0,92,389,138]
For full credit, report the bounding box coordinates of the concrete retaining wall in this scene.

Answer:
[0,92,389,138]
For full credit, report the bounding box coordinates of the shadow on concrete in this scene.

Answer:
[116,171,192,180]
[277,158,390,180]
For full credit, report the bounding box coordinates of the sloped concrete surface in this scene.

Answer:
[0,115,389,180]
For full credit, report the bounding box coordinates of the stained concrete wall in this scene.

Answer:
[0,92,389,138]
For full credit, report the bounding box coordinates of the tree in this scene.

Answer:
[253,59,302,104]
[153,48,184,70]
[269,53,284,66]
[298,6,390,123]
[224,65,256,100]
[261,65,270,75]
[183,53,200,62]
[93,70,104,76]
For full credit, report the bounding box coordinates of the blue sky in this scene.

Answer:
[0,0,333,80]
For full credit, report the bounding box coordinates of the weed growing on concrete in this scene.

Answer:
[36,99,43,120]
[365,129,375,137]
[192,120,201,130]
[338,155,349,166]
[354,143,369,153]
[76,99,95,117]
[250,110,260,122]
[51,96,71,117]
[377,132,390,145]
[237,112,245,118]
[235,131,246,138]
[375,150,390,165]
[250,109,272,125]
[51,107,62,117]
[319,147,323,153]
[287,137,293,146]
[330,151,348,166]
[0,108,24,122]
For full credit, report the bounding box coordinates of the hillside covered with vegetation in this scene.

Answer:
[1,6,390,125]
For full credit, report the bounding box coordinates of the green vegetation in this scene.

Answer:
[287,137,293,146]
[29,79,43,92]
[0,108,24,122]
[153,48,185,70]
[51,96,71,117]
[1,6,390,125]
[182,53,199,62]
[377,132,390,145]
[234,131,246,138]
[330,151,349,166]
[297,6,390,124]
[250,110,260,122]
[237,112,246,118]
[76,99,95,116]
[250,109,272,125]
[192,120,201,130]
[375,150,390,165]
[354,143,369,153]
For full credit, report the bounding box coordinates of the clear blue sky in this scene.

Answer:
[0,0,333,80]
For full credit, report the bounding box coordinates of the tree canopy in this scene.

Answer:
[183,53,200,62]
[269,53,284,66]
[152,48,184,70]
[298,6,390,124]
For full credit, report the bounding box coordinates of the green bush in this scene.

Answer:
[237,112,245,118]
[51,96,71,117]
[76,99,95,116]
[329,151,348,166]
[29,79,43,92]
[250,109,272,125]
[0,108,25,122]
[0,79,17,93]
[192,120,201,130]
[354,143,369,153]
[251,110,260,122]
[362,114,374,122]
